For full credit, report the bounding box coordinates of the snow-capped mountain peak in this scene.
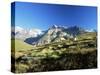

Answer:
[36,25,86,45]
[11,26,43,40]
[15,26,24,33]
[29,29,43,37]
[52,24,58,28]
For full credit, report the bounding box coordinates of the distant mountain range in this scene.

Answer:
[11,25,94,45]
[11,26,43,40]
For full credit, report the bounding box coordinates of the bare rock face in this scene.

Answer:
[36,25,85,45]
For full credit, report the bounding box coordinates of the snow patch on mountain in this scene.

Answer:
[29,29,43,37]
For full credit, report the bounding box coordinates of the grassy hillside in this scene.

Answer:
[77,32,96,40]
[11,32,97,73]
[11,39,33,51]
[11,39,34,59]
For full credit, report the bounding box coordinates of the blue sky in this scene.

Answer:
[11,2,97,31]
